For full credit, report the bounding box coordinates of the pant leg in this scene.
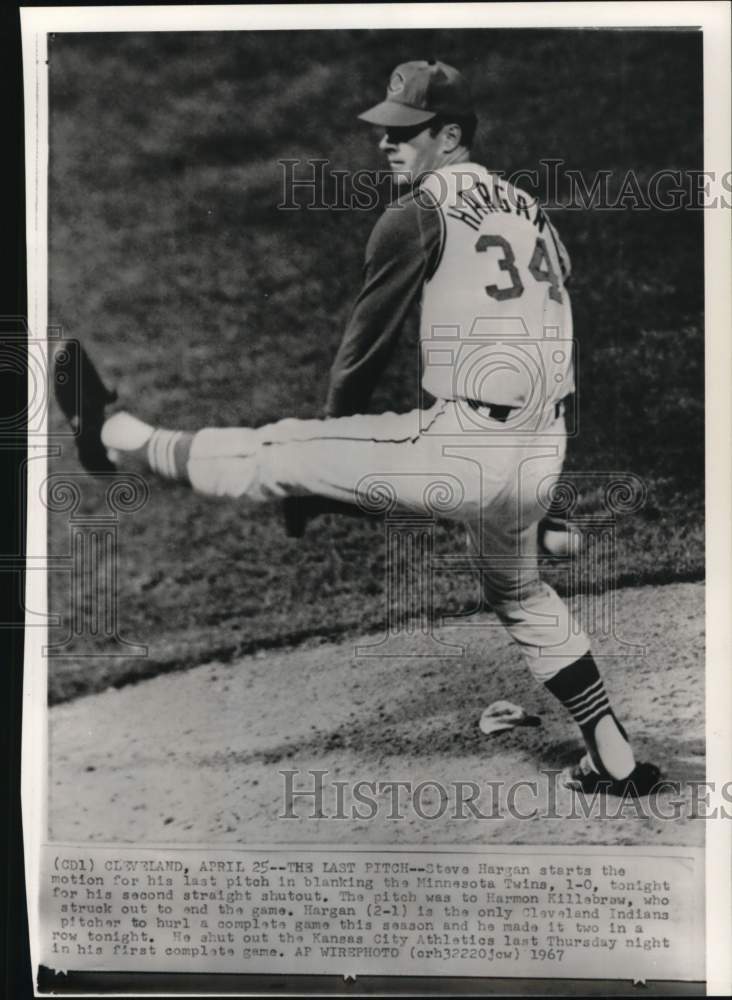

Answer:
[186,401,588,673]
[185,402,486,515]
[465,436,589,678]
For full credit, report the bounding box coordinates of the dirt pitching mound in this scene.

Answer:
[49,582,704,846]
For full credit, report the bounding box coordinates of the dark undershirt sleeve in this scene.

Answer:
[325,195,443,417]
[546,213,572,283]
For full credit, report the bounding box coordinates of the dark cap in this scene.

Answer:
[358,60,474,127]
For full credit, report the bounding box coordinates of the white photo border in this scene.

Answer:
[20,3,731,994]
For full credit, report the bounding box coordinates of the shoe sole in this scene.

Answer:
[561,762,663,798]
[54,340,117,474]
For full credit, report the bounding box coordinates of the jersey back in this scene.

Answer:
[419,163,574,411]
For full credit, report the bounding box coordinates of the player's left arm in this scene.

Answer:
[283,194,443,537]
[325,195,442,417]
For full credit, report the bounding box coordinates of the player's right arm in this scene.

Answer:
[545,213,572,284]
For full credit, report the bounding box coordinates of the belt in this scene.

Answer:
[465,397,567,423]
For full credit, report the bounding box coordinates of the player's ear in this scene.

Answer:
[442,122,463,152]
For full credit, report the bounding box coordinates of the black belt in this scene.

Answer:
[465,397,567,422]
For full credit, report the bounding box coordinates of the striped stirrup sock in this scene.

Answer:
[563,676,611,729]
[146,428,193,481]
[101,412,194,482]
[544,652,634,779]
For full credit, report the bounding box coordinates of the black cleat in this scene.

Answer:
[54,340,118,474]
[561,754,662,798]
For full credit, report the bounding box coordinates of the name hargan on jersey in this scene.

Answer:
[419,164,575,410]
[325,161,574,420]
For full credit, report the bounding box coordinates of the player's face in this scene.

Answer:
[378,123,444,186]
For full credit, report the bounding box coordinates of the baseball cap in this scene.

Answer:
[358,60,474,127]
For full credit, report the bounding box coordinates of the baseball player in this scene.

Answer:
[57,60,659,797]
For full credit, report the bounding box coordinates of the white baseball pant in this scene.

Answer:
[185,398,590,677]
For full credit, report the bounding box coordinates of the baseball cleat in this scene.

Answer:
[561,753,662,797]
[479,700,542,736]
[54,340,118,474]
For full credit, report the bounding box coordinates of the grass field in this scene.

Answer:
[46,29,704,703]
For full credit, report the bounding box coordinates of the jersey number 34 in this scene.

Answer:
[476,234,563,304]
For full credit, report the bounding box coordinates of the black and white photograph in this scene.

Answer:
[19,1,731,994]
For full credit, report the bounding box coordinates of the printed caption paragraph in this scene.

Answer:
[40,846,703,980]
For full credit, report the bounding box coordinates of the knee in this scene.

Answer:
[483,572,543,610]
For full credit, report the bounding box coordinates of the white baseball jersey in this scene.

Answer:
[419,163,574,410]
